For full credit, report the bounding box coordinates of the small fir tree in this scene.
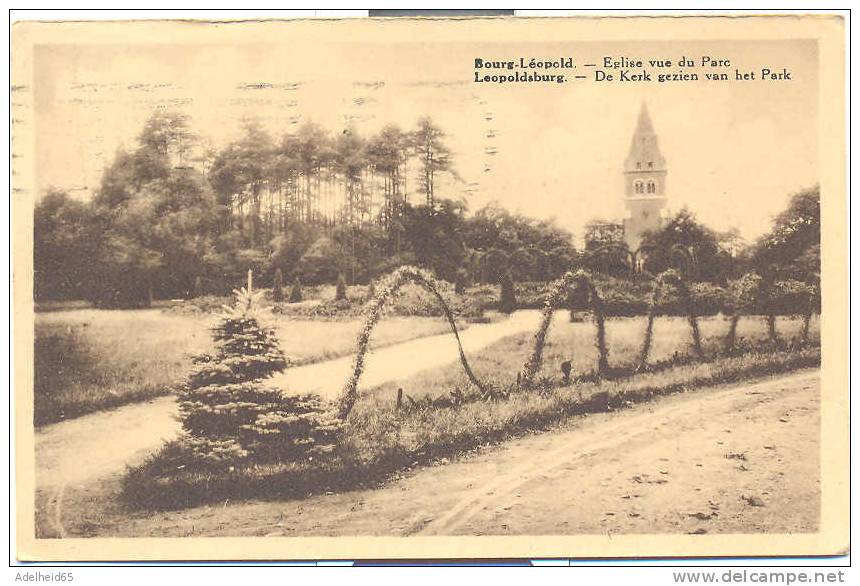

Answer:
[272,268,284,303]
[177,286,342,465]
[289,276,303,303]
[335,273,348,301]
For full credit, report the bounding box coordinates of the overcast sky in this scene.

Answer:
[33,37,818,243]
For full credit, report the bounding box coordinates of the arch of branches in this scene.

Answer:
[518,269,608,388]
[517,268,709,385]
[636,269,704,371]
[337,266,486,419]
[727,274,818,350]
[335,266,819,418]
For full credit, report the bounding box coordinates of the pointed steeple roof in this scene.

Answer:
[625,102,666,172]
[635,102,655,135]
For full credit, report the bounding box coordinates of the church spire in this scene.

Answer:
[625,102,666,173]
[622,102,668,254]
[635,101,655,135]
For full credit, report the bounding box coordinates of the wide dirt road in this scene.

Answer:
[105,369,819,537]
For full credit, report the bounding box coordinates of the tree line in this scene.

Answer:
[34,110,579,306]
[580,186,820,289]
[33,108,819,308]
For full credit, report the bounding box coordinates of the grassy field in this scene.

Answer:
[364,314,819,405]
[34,308,461,426]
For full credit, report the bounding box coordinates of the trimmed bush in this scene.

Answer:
[335,273,348,301]
[769,279,818,316]
[689,282,731,316]
[596,287,650,317]
[272,268,284,303]
[454,269,468,295]
[289,276,303,303]
[498,271,517,314]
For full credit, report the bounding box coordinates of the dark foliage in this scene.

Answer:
[639,208,733,282]
[271,268,284,302]
[751,186,820,283]
[498,271,517,314]
[289,276,303,303]
[335,273,348,301]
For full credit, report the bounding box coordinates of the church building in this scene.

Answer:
[622,102,668,254]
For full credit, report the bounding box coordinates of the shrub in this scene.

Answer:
[728,273,763,312]
[163,294,233,315]
[289,276,303,303]
[272,269,284,303]
[177,286,342,465]
[498,271,517,314]
[454,269,468,295]
[725,272,763,352]
[513,281,549,309]
[595,287,649,317]
[689,282,731,316]
[386,281,484,320]
[769,279,818,316]
[34,325,95,424]
[335,273,347,301]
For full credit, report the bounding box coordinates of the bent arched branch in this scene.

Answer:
[337,266,486,419]
[519,270,608,388]
[636,269,705,371]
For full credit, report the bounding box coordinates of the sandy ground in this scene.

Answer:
[34,311,543,537]
[42,369,819,538]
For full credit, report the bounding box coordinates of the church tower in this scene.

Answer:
[623,102,667,253]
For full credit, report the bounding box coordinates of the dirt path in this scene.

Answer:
[269,310,541,399]
[98,369,819,538]
[34,311,542,537]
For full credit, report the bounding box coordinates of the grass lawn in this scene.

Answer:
[34,308,461,426]
[363,314,819,406]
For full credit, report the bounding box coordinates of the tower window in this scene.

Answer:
[636,162,641,169]
[648,161,653,168]
[647,181,656,194]
[634,180,644,194]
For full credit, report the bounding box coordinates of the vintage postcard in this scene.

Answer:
[11,15,848,561]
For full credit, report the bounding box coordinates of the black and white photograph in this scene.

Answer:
[10,13,848,563]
